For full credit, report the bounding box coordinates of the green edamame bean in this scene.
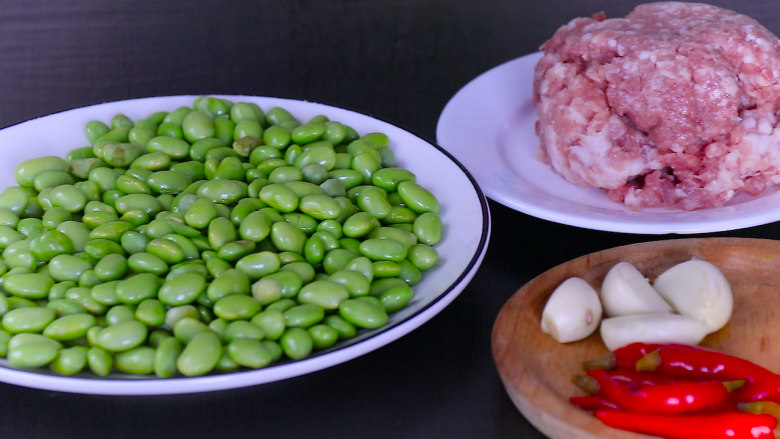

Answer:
[282,303,325,328]
[342,212,379,238]
[308,324,339,349]
[84,238,124,261]
[237,211,273,243]
[114,193,163,216]
[89,221,133,242]
[135,299,165,326]
[87,347,113,376]
[397,181,440,214]
[164,305,199,329]
[222,320,264,342]
[41,207,72,230]
[299,194,342,220]
[329,269,371,297]
[407,244,439,270]
[65,286,106,314]
[263,270,303,298]
[0,208,19,227]
[145,238,184,264]
[128,125,155,146]
[235,251,280,281]
[43,313,95,341]
[184,197,218,229]
[398,259,422,285]
[206,269,250,301]
[250,309,285,340]
[0,225,24,249]
[8,342,60,369]
[96,319,147,352]
[206,216,237,250]
[158,271,206,306]
[321,248,356,275]
[49,184,87,213]
[90,280,120,306]
[213,295,261,321]
[412,212,443,245]
[323,121,346,145]
[182,110,214,143]
[46,298,84,316]
[0,187,30,215]
[153,336,182,378]
[227,338,274,368]
[3,273,54,299]
[49,345,87,375]
[85,120,111,144]
[258,184,298,213]
[229,102,263,123]
[56,221,89,252]
[48,280,76,301]
[15,156,70,188]
[294,144,336,170]
[197,179,247,204]
[119,230,148,255]
[115,273,162,304]
[115,346,155,375]
[339,298,388,329]
[216,239,255,262]
[92,253,127,282]
[147,136,190,159]
[270,221,307,254]
[280,327,312,360]
[177,331,221,377]
[372,260,401,278]
[34,170,74,191]
[47,254,91,282]
[127,252,168,275]
[371,168,416,191]
[359,238,407,262]
[2,307,56,333]
[379,284,414,312]
[147,170,192,195]
[297,280,349,310]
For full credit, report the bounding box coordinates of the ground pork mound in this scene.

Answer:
[533,2,780,210]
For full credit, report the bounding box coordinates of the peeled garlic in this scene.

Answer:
[600,261,672,316]
[599,313,708,351]
[541,277,602,343]
[652,259,733,333]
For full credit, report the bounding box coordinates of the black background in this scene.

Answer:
[0,1,778,438]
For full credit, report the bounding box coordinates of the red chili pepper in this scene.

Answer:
[624,343,780,402]
[636,344,775,380]
[569,395,621,411]
[587,369,730,414]
[599,369,680,387]
[594,410,777,439]
[613,342,661,369]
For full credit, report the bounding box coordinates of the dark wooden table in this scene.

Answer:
[0,1,778,437]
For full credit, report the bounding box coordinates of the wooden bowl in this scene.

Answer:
[491,237,780,439]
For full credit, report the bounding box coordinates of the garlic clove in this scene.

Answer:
[600,261,673,317]
[541,277,602,343]
[652,259,733,333]
[599,312,708,351]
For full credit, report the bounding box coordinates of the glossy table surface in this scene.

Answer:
[1,1,779,437]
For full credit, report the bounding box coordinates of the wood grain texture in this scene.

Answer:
[492,238,780,439]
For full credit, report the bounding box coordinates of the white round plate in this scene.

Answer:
[437,51,780,234]
[0,95,490,394]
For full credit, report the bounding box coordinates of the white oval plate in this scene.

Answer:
[436,51,780,234]
[0,95,490,394]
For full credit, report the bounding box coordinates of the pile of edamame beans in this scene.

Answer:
[0,96,442,378]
